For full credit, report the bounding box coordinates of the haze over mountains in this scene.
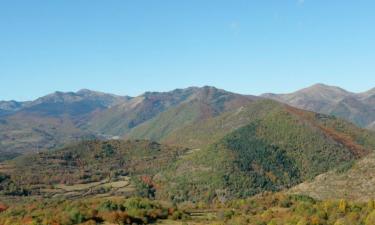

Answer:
[0,89,129,156]
[0,86,258,156]
[0,84,374,158]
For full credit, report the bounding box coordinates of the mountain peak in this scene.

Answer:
[289,83,352,101]
[76,89,125,98]
[310,83,330,88]
[77,88,96,94]
[201,85,219,90]
[305,83,350,93]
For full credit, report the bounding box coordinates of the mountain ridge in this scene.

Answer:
[262,83,375,128]
[0,84,373,158]
[0,86,257,156]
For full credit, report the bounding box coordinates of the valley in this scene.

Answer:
[2,0,375,223]
[0,85,375,225]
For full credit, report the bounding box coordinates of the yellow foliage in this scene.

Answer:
[365,210,375,225]
[368,200,375,210]
[267,220,277,225]
[334,218,347,225]
[261,210,274,221]
[310,215,320,225]
[339,199,347,213]
[81,220,97,225]
[296,217,308,225]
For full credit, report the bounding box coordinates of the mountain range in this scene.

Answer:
[262,83,375,129]
[1,98,375,203]
[2,83,375,225]
[0,86,257,157]
[1,83,373,158]
[1,84,375,202]
[0,89,129,156]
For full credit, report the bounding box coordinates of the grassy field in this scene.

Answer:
[40,176,135,199]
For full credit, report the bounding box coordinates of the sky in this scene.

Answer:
[1,0,375,101]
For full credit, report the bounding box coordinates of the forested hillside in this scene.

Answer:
[0,140,186,198]
[155,100,375,202]
[125,87,255,141]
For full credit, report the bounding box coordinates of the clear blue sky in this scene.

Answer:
[1,0,374,101]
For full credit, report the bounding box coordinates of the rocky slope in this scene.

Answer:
[289,152,375,201]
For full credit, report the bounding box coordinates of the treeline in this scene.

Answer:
[0,140,185,193]
[0,197,188,225]
[3,193,375,225]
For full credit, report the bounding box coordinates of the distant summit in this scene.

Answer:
[262,83,375,128]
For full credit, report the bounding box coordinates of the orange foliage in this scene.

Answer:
[0,203,8,212]
[285,105,369,158]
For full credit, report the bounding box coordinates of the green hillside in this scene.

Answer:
[125,100,205,141]
[126,89,254,141]
[163,99,375,152]
[90,86,254,138]
[86,87,209,136]
[162,100,281,148]
[155,100,375,202]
